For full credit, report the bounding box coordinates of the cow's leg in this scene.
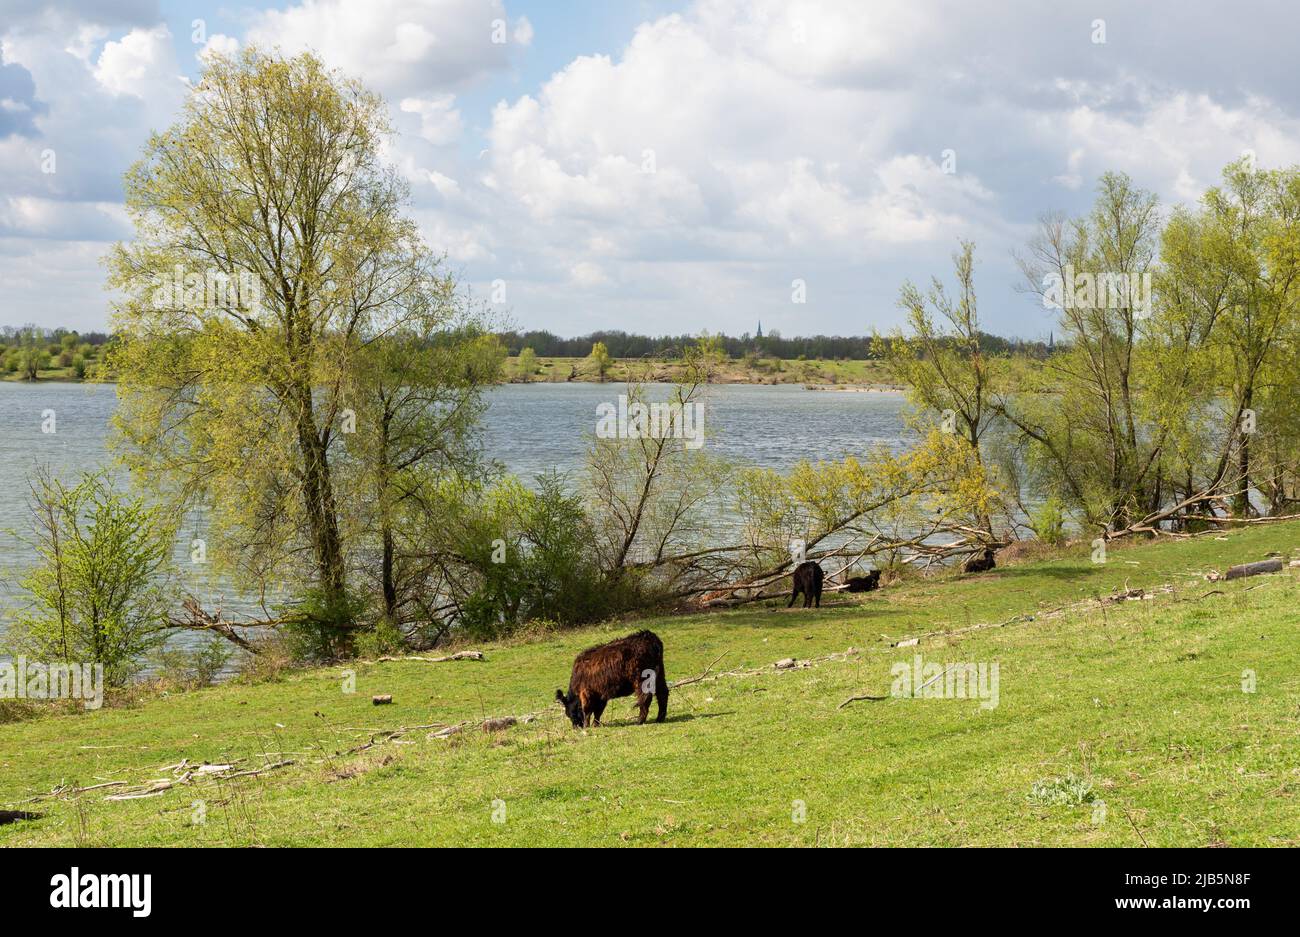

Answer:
[814,583,821,607]
[803,588,812,608]
[589,698,607,726]
[635,690,651,725]
[787,585,799,608]
[655,666,669,723]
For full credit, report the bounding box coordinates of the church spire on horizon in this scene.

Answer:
[756,320,763,338]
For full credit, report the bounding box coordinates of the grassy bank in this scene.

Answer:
[505,355,899,387]
[2,356,895,388]
[3,524,1298,846]
[0,341,109,383]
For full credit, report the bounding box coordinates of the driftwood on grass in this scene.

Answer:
[668,648,860,690]
[668,652,728,688]
[375,651,484,663]
[5,780,129,806]
[346,723,448,754]
[840,661,964,712]
[103,759,296,800]
[837,693,888,710]
[19,646,879,812]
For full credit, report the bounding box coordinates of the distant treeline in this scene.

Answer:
[1,325,111,345]
[4,325,1052,360]
[496,329,1055,360]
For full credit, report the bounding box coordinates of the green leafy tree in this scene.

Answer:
[344,304,503,628]
[1191,161,1300,515]
[17,326,50,380]
[9,470,173,687]
[1002,173,1167,532]
[515,346,538,380]
[105,48,461,643]
[586,341,613,381]
[693,332,727,381]
[879,240,999,536]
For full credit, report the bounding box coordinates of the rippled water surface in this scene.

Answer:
[0,382,907,641]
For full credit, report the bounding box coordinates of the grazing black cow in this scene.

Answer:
[556,629,667,728]
[962,547,996,574]
[788,560,824,608]
[0,811,40,825]
[845,569,882,592]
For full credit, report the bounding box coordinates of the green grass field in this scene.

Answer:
[3,524,1298,846]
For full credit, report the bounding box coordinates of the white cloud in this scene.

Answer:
[244,0,512,98]
[1032,92,1300,201]
[64,25,109,64]
[199,33,239,61]
[11,0,1300,338]
[482,7,1000,266]
[462,0,1300,336]
[0,195,127,240]
[400,94,462,145]
[423,169,461,197]
[92,25,177,99]
[513,16,534,47]
[569,261,610,288]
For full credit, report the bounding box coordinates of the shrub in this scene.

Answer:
[457,472,631,639]
[355,616,405,659]
[279,585,368,662]
[236,632,297,683]
[151,637,232,689]
[8,470,175,687]
[1029,496,1067,545]
[1027,773,1097,807]
[0,699,42,724]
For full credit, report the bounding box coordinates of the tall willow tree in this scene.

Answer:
[105,49,490,642]
[343,310,504,627]
[1005,172,1167,531]
[1199,161,1300,515]
[878,240,999,537]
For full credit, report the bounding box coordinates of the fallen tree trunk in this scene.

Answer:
[166,596,288,653]
[1224,558,1284,580]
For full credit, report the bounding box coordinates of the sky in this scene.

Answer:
[3,1,1300,339]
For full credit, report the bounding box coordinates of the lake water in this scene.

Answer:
[0,382,907,642]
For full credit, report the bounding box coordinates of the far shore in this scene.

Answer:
[5,355,909,391]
